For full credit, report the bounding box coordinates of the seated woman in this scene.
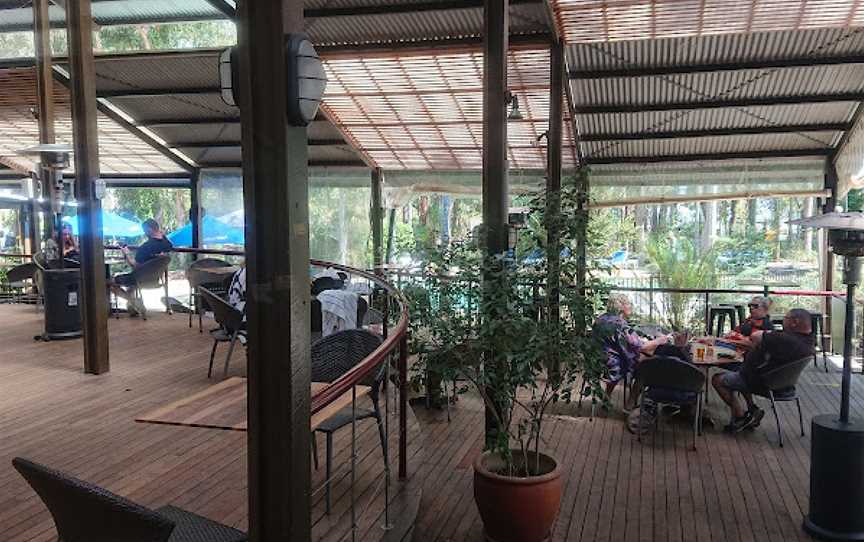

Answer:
[592,294,670,404]
[731,296,773,337]
[43,222,79,264]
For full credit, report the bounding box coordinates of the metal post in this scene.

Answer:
[371,168,384,272]
[190,168,203,257]
[649,276,655,321]
[841,257,859,423]
[66,0,109,375]
[546,40,563,358]
[824,165,838,345]
[704,292,710,334]
[399,333,408,480]
[239,0,311,539]
[482,0,509,448]
[33,0,55,243]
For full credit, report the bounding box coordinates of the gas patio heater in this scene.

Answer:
[794,212,864,541]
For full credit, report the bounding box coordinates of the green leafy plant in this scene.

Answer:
[646,235,716,330]
[402,173,608,477]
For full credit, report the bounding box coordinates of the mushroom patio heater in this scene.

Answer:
[795,212,864,541]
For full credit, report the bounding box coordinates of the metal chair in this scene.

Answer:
[634,355,705,450]
[127,255,172,320]
[12,457,247,542]
[310,329,386,514]
[198,287,245,379]
[753,356,810,447]
[5,262,37,304]
[186,258,232,332]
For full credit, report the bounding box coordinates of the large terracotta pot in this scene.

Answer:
[473,450,563,542]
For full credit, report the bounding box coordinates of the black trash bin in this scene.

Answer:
[40,267,82,340]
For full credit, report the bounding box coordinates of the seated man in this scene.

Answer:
[110,219,173,315]
[712,308,814,433]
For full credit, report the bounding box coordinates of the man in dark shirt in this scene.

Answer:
[712,308,814,433]
[110,219,173,315]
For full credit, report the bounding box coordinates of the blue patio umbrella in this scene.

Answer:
[62,211,143,238]
[167,215,245,247]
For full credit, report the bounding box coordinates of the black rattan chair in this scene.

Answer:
[5,262,37,304]
[186,258,232,332]
[752,356,810,447]
[198,287,245,379]
[310,329,385,514]
[634,355,705,450]
[123,254,172,320]
[12,457,246,542]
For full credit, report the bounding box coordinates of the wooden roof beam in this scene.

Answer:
[584,149,831,165]
[581,123,852,141]
[574,93,864,114]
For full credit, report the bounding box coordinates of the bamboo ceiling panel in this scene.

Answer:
[0,68,183,174]
[321,47,577,170]
[550,0,864,43]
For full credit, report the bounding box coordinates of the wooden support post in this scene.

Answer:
[371,168,384,271]
[385,208,396,264]
[482,0,509,447]
[546,40,563,362]
[238,0,311,539]
[190,168,203,256]
[66,0,109,375]
[34,0,55,242]
[575,168,589,294]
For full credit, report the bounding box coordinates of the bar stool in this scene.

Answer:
[809,311,830,372]
[708,305,738,336]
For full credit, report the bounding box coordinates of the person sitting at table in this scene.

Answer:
[109,219,173,315]
[592,294,671,404]
[712,308,814,433]
[227,265,246,315]
[43,222,79,264]
[732,296,774,337]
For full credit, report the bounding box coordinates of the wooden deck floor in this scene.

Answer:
[0,302,853,541]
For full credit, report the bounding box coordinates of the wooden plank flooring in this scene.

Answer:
[0,304,421,542]
[0,301,856,541]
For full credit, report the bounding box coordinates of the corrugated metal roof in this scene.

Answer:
[550,0,864,43]
[584,131,840,160]
[0,67,183,174]
[0,0,226,33]
[578,102,859,134]
[567,27,864,72]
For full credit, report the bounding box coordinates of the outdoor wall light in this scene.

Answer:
[793,212,864,541]
[506,92,524,121]
[219,34,327,127]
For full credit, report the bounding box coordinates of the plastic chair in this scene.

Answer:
[753,356,810,447]
[634,355,705,450]
[186,258,232,332]
[127,255,172,320]
[12,457,247,542]
[310,329,385,514]
[198,287,246,379]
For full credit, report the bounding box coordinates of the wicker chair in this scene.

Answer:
[119,254,172,320]
[311,329,385,514]
[5,262,37,304]
[12,457,247,542]
[634,355,705,451]
[198,287,245,379]
[752,356,810,447]
[186,258,232,332]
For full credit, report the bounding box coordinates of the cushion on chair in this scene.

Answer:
[157,505,247,542]
[314,405,377,433]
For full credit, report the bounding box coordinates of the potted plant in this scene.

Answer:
[403,180,608,541]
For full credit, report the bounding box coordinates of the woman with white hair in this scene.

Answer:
[592,294,670,403]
